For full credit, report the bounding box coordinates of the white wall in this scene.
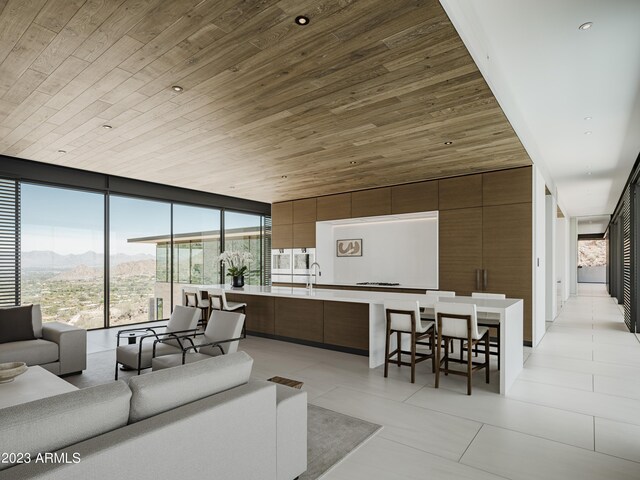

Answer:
[533,166,546,346]
[545,194,557,321]
[315,216,438,288]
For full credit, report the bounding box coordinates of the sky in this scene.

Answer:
[21,183,262,255]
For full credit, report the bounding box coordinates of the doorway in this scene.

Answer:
[577,238,607,283]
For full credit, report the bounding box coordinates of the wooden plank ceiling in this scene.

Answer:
[0,0,531,203]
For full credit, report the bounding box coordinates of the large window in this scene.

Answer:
[109,196,171,326]
[172,204,221,307]
[21,184,105,329]
[9,172,268,329]
[224,211,262,285]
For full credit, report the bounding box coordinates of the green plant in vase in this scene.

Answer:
[218,250,254,287]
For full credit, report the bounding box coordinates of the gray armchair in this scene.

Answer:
[151,309,245,371]
[0,305,87,376]
[115,305,200,379]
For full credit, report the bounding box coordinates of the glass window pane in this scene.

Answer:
[21,184,105,329]
[110,196,170,325]
[223,211,262,285]
[172,204,221,308]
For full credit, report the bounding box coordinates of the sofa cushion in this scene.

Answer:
[0,338,58,365]
[32,304,43,338]
[0,305,35,344]
[128,351,253,423]
[0,380,131,471]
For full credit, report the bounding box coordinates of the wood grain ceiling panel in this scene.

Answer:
[0,0,531,203]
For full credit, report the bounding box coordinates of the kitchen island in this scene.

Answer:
[199,285,523,395]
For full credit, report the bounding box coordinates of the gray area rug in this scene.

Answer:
[66,350,382,479]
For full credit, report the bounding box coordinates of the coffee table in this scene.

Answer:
[0,365,78,409]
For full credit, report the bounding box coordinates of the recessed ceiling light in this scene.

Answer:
[57,149,66,154]
[444,141,453,145]
[171,85,184,92]
[349,161,358,165]
[579,22,593,30]
[584,116,592,121]
[584,131,592,135]
[102,124,112,130]
[587,172,592,175]
[295,16,309,25]
[281,175,288,179]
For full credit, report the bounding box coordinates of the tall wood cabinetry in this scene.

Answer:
[272,199,317,248]
[439,167,533,342]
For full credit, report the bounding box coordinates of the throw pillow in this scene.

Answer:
[0,305,35,344]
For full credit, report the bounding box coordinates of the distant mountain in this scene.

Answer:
[52,259,156,281]
[21,250,154,270]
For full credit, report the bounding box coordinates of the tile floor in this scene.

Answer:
[87,284,640,479]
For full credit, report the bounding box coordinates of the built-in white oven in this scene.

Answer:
[271,249,292,283]
[292,248,315,283]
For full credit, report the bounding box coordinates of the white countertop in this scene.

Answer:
[317,282,434,290]
[198,284,522,311]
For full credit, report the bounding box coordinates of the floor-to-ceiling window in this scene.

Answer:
[21,184,105,329]
[172,204,221,308]
[109,196,171,326]
[224,211,263,285]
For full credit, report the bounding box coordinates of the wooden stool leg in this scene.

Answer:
[384,322,391,378]
[435,331,441,388]
[497,326,501,371]
[467,339,473,395]
[396,331,402,366]
[485,333,490,384]
[410,331,416,384]
[444,337,449,376]
[430,328,436,373]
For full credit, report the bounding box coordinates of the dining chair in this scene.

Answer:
[434,302,490,395]
[383,300,435,383]
[471,292,506,369]
[207,288,248,338]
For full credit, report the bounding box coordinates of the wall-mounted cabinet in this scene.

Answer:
[272,223,293,249]
[317,193,351,221]
[483,167,532,206]
[351,187,391,217]
[293,198,316,223]
[439,175,483,210]
[272,201,293,225]
[391,180,438,214]
[293,222,316,248]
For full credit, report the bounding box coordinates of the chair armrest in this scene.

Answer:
[42,322,87,375]
[182,336,243,354]
[150,330,201,357]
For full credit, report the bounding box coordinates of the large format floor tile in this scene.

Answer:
[461,425,640,480]
[311,386,482,461]
[595,417,640,463]
[323,436,507,480]
[405,382,594,449]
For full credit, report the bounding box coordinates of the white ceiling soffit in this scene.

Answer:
[577,215,610,235]
[439,0,640,217]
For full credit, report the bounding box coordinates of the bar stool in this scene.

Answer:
[183,289,208,326]
[472,292,505,369]
[434,302,490,395]
[420,291,456,352]
[207,288,248,338]
[383,300,435,383]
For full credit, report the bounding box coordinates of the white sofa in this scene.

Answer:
[0,352,307,480]
[0,305,86,375]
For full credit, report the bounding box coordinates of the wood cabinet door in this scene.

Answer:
[391,181,438,214]
[274,297,324,342]
[317,193,351,220]
[438,207,483,296]
[225,293,274,335]
[351,188,391,217]
[323,301,369,351]
[439,175,482,210]
[293,198,316,223]
[293,222,316,248]
[272,224,293,249]
[483,167,532,206]
[482,203,533,342]
[272,201,293,225]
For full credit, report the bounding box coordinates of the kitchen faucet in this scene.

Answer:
[308,262,321,291]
